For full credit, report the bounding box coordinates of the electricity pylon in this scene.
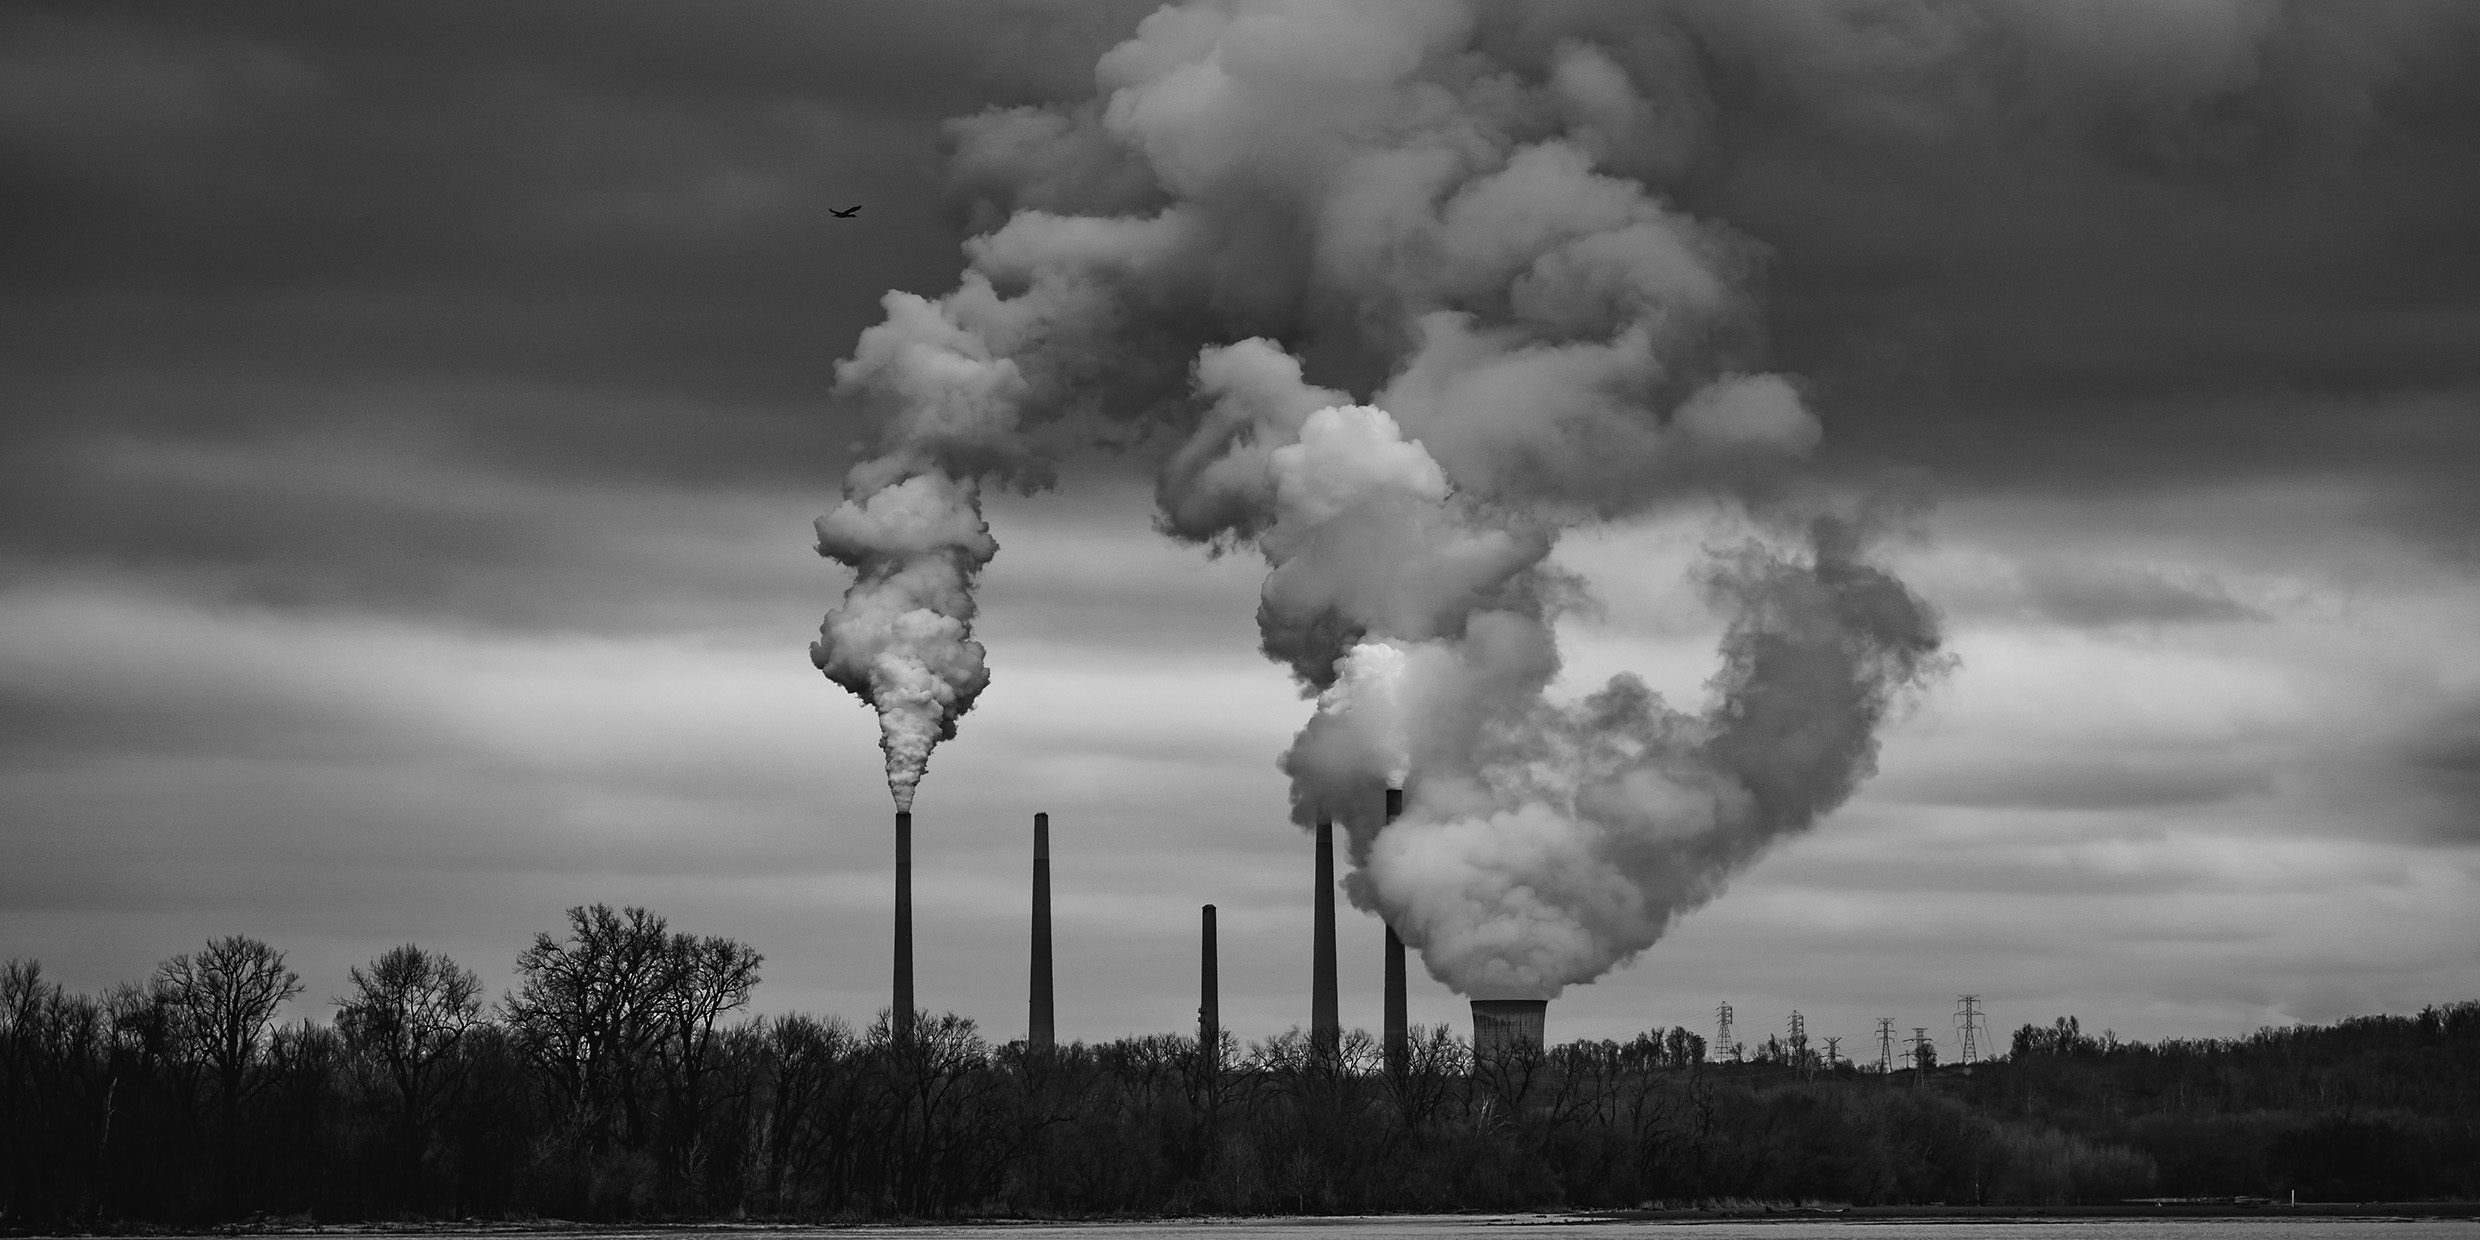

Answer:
[1955,995,1987,1065]
[1875,1017,1896,1074]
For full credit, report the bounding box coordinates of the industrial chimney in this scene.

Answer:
[1470,999,1546,1061]
[1029,812,1054,1052]
[1382,787,1406,1075]
[1200,903,1219,1067]
[893,809,914,1043]
[1311,818,1338,1058]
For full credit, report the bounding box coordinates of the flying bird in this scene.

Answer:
[831,205,861,218]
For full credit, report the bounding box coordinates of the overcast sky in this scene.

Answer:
[4,0,2476,1057]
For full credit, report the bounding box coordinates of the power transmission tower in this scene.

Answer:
[1875,1017,1896,1074]
[1823,1035,1842,1070]
[1908,1026,1936,1076]
[1787,1010,1810,1073]
[1955,995,1987,1065]
[1716,1002,1739,1064]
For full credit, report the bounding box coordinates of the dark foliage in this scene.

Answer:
[3,918,2473,1223]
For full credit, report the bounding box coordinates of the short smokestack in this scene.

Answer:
[1311,818,1338,1057]
[1029,812,1054,1052]
[893,809,914,1043]
[1382,787,1406,1074]
[1200,903,1219,1065]
[1470,999,1546,1060]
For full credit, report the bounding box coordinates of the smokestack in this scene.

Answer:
[1311,818,1338,1057]
[1383,787,1406,1075]
[893,809,913,1043]
[1029,812,1054,1053]
[1200,903,1218,1066]
[1470,999,1546,1061]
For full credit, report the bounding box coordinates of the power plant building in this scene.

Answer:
[1471,999,1547,1058]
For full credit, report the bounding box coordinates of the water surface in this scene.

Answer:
[494,1215,2479,1240]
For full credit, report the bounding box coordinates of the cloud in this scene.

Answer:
[1598,1,2480,525]
[0,1,1156,494]
[0,434,831,634]
[1889,756,2274,812]
[2399,695,2480,843]
[2015,557,2263,628]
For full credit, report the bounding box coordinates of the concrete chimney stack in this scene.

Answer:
[893,809,914,1043]
[1029,812,1054,1052]
[1311,818,1339,1058]
[1200,903,1219,1065]
[1471,999,1547,1061]
[1383,787,1407,1074]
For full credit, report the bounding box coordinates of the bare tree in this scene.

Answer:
[335,944,481,1206]
[1662,1025,1706,1070]
[1384,1023,1466,1137]
[752,1013,862,1213]
[505,904,675,1153]
[157,937,301,1118]
[154,936,301,1211]
[2,960,109,1220]
[873,1010,1001,1215]
[504,901,763,1204]
[655,932,761,1199]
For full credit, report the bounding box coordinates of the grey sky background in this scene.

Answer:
[3,0,2476,1055]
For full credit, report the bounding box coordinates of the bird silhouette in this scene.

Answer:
[830,205,861,218]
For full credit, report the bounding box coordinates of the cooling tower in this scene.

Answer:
[1471,999,1547,1060]
[1311,819,1338,1057]
[1029,812,1054,1052]
[1382,787,1406,1074]
[893,809,913,1042]
[1200,903,1219,1065]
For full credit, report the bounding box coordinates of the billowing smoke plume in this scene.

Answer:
[811,293,1031,810]
[820,0,1944,985]
[1330,517,1944,997]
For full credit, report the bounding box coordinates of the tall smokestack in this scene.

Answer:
[1383,787,1406,1075]
[893,809,913,1043]
[1471,999,1546,1061]
[1030,812,1054,1053]
[1200,903,1219,1066]
[1311,818,1338,1058]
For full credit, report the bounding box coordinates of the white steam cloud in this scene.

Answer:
[818,0,1945,988]
[811,293,1031,810]
[1330,518,1944,997]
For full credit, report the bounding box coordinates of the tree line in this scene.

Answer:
[2,905,2474,1224]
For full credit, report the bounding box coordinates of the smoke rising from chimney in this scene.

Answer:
[1354,516,1944,997]
[821,0,1945,994]
[812,469,999,811]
